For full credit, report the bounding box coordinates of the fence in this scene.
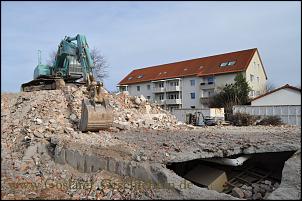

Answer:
[172,108,224,123]
[233,105,301,126]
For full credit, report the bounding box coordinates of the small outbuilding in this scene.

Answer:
[251,84,301,106]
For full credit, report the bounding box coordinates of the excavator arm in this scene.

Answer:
[66,34,113,131]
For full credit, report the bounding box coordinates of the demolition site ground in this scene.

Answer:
[1,86,301,200]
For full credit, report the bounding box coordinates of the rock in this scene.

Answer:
[34,118,43,125]
[108,127,119,132]
[49,119,56,124]
[231,187,245,198]
[242,189,252,198]
[273,182,279,189]
[114,122,130,130]
[64,127,74,133]
[134,97,141,105]
[125,114,131,121]
[69,114,77,122]
[252,192,262,200]
[135,155,141,162]
[264,180,272,186]
[141,156,147,161]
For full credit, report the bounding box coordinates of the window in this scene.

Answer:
[190,92,195,99]
[257,77,259,83]
[128,77,133,80]
[208,91,211,96]
[250,74,254,82]
[220,62,228,67]
[137,86,140,91]
[168,93,179,99]
[147,96,150,99]
[137,74,144,78]
[256,91,260,96]
[191,106,195,109]
[163,71,167,74]
[159,94,164,100]
[147,85,151,90]
[190,80,195,86]
[220,61,236,67]
[184,68,188,71]
[159,82,164,88]
[228,61,236,66]
[250,90,255,96]
[208,77,214,84]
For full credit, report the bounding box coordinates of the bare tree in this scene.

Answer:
[259,81,275,94]
[90,47,109,82]
[265,82,276,92]
[47,47,109,81]
[47,50,57,66]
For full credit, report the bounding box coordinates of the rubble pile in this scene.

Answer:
[62,85,187,131]
[1,89,157,199]
[231,180,280,200]
[109,92,185,130]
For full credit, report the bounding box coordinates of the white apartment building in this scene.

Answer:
[117,48,268,111]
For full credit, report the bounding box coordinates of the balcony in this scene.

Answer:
[154,99,165,105]
[166,99,182,105]
[166,85,181,92]
[200,82,215,90]
[152,87,165,93]
[200,97,210,104]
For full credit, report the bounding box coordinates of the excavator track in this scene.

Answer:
[21,77,85,92]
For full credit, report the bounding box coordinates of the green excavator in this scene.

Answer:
[21,34,113,132]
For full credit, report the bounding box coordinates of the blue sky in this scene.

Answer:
[1,1,301,92]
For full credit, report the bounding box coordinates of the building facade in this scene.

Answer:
[118,48,268,111]
[251,84,301,106]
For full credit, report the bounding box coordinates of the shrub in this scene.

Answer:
[229,113,259,126]
[257,116,283,126]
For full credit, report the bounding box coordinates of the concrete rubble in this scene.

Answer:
[1,85,301,200]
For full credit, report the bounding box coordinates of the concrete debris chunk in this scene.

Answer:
[231,187,245,198]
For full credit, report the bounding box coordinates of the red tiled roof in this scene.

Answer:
[118,48,261,85]
[251,84,301,102]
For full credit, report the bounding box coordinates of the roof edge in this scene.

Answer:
[251,84,301,101]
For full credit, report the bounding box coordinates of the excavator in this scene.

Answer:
[21,34,113,132]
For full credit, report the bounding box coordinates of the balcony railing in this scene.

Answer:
[166,99,182,105]
[200,83,215,90]
[152,87,165,93]
[166,85,181,92]
[154,99,165,105]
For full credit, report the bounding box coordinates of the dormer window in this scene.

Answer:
[220,61,236,67]
[163,71,167,74]
[220,62,228,67]
[128,77,133,80]
[184,68,188,71]
[137,74,144,78]
[228,61,236,66]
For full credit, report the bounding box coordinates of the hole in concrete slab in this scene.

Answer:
[167,151,296,199]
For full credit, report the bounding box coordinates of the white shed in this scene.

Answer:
[251,84,301,106]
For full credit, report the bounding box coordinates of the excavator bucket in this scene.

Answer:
[79,98,113,132]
